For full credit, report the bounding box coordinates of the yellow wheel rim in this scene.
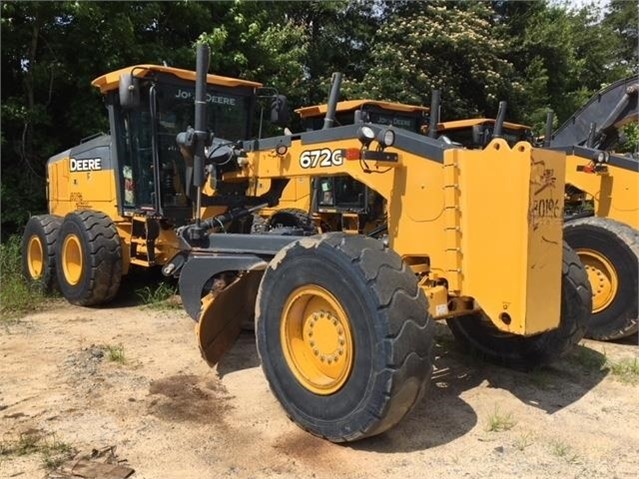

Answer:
[280,285,354,395]
[579,248,618,313]
[27,236,44,279]
[62,234,83,286]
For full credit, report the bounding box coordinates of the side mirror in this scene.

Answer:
[472,125,483,146]
[119,73,140,109]
[271,95,290,126]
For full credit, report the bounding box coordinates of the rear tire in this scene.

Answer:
[563,217,638,340]
[267,208,317,234]
[256,233,434,442]
[447,243,591,368]
[21,215,62,292]
[55,211,122,306]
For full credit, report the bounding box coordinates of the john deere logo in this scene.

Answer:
[70,158,102,172]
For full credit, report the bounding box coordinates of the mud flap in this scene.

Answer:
[197,270,263,366]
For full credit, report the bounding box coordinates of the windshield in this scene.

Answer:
[115,81,253,215]
[444,125,532,148]
[303,107,423,133]
[155,82,252,141]
[366,109,422,133]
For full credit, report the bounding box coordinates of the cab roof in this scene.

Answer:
[295,100,429,118]
[91,64,262,94]
[440,118,531,131]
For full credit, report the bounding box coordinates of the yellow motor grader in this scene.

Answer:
[21,62,288,305]
[161,45,591,442]
[547,77,638,340]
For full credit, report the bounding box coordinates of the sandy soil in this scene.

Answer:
[1,298,637,479]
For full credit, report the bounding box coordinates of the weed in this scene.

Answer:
[486,407,516,432]
[606,357,639,385]
[15,430,42,455]
[567,345,607,371]
[513,432,534,451]
[41,438,73,470]
[135,281,179,310]
[549,439,579,463]
[0,431,74,470]
[106,344,126,364]
[529,368,553,389]
[0,236,45,321]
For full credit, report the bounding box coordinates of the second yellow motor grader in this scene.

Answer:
[548,77,638,340]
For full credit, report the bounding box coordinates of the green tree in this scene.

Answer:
[347,1,513,119]
[494,0,631,130]
[1,1,227,237]
[603,0,638,75]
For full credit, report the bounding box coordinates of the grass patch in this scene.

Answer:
[486,407,516,432]
[529,368,554,389]
[0,236,51,322]
[106,344,126,364]
[567,345,607,371]
[549,439,579,463]
[0,430,75,470]
[135,281,179,310]
[568,346,639,384]
[513,432,534,451]
[606,357,639,385]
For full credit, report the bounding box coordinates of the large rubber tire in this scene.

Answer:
[55,210,122,306]
[267,208,317,234]
[21,214,62,292]
[564,217,638,340]
[446,243,591,369]
[256,233,434,442]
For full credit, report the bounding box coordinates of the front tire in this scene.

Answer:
[55,210,122,306]
[21,215,62,292]
[256,233,434,442]
[447,243,591,368]
[563,217,638,340]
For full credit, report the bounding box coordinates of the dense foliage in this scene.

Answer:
[1,0,635,238]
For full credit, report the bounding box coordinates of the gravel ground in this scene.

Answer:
[1,300,637,479]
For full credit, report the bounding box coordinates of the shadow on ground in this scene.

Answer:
[355,324,610,453]
[210,322,611,453]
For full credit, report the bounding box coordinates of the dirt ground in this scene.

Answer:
[1,296,638,479]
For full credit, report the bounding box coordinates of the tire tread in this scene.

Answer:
[57,210,122,306]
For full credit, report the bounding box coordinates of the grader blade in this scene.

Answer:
[197,270,263,366]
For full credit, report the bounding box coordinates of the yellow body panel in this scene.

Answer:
[565,156,639,229]
[453,142,565,334]
[231,137,565,335]
[254,177,312,216]
[48,157,122,221]
[91,64,262,93]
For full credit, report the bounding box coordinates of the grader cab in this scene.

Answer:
[164,45,591,442]
[21,62,288,305]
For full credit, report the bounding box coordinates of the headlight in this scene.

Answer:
[377,128,395,148]
[595,151,610,163]
[357,126,376,147]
